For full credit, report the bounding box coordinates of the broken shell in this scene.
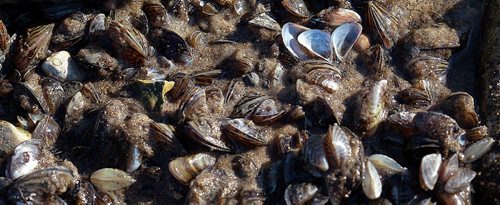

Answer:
[90,168,136,191]
[362,160,382,199]
[317,8,361,27]
[133,80,174,111]
[419,153,442,191]
[463,137,494,163]
[168,153,216,184]
[368,154,406,174]
[297,29,333,61]
[284,183,318,205]
[331,22,362,61]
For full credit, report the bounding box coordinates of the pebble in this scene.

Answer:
[42,51,85,82]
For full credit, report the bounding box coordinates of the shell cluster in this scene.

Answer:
[0,0,496,204]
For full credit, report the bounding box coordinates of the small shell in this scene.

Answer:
[435,92,478,129]
[419,153,442,191]
[90,168,136,191]
[284,183,318,205]
[297,29,333,61]
[251,98,285,124]
[317,8,361,27]
[368,154,406,174]
[444,169,475,194]
[168,153,216,184]
[362,160,382,199]
[109,20,150,66]
[463,137,494,163]
[0,20,9,52]
[331,22,362,61]
[398,87,431,107]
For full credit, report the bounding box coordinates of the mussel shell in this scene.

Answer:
[297,29,333,61]
[362,160,382,199]
[32,115,60,147]
[108,20,150,67]
[184,117,231,152]
[419,153,442,191]
[366,1,399,48]
[434,92,478,129]
[232,94,269,118]
[222,118,269,147]
[302,135,329,172]
[284,183,318,205]
[282,22,310,60]
[15,24,54,78]
[282,0,310,18]
[143,2,168,29]
[8,166,76,204]
[317,7,362,27]
[150,122,176,146]
[324,124,351,168]
[331,22,362,61]
[153,28,192,65]
[250,98,285,124]
[169,153,216,185]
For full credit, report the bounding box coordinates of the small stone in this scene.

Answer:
[42,51,85,82]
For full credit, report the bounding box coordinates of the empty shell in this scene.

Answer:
[331,22,362,61]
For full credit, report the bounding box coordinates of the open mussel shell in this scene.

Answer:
[168,153,216,185]
[282,22,310,61]
[297,30,333,61]
[331,22,362,61]
[222,118,269,147]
